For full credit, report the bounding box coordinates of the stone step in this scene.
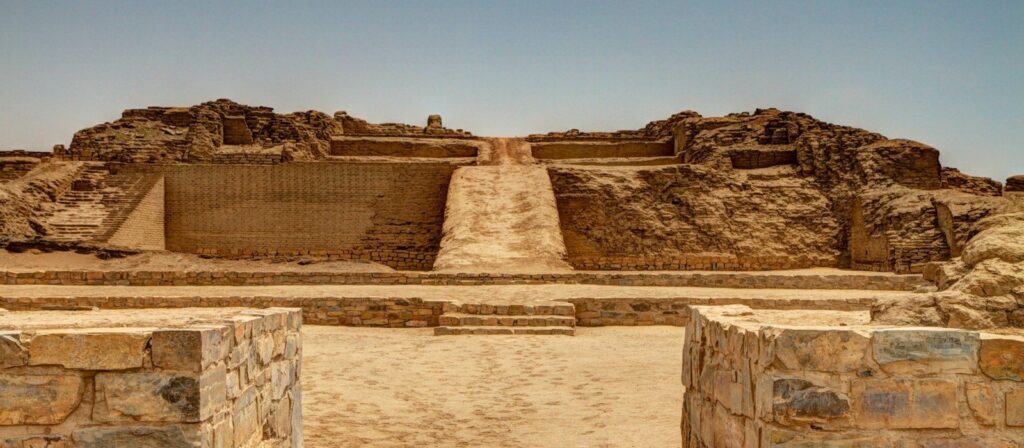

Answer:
[447,303,575,316]
[438,313,576,327]
[434,326,575,336]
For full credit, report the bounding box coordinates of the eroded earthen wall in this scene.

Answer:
[0,308,303,448]
[130,162,455,270]
[549,165,841,270]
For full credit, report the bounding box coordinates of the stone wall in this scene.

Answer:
[0,308,303,448]
[0,269,927,290]
[682,305,1024,447]
[128,162,456,270]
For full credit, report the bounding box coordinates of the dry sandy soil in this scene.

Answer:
[301,326,684,448]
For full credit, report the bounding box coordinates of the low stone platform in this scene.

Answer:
[0,268,927,290]
[682,305,1024,447]
[0,284,919,328]
[0,307,302,448]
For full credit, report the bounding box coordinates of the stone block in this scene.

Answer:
[93,365,227,423]
[965,382,996,425]
[72,426,201,448]
[763,429,891,447]
[1007,388,1024,427]
[851,379,958,429]
[0,374,84,425]
[772,328,869,373]
[233,386,260,447]
[979,336,1024,381]
[0,435,71,448]
[151,327,225,372]
[0,332,26,368]
[871,329,979,374]
[770,378,850,425]
[28,330,150,370]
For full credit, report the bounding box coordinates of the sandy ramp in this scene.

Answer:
[434,139,572,273]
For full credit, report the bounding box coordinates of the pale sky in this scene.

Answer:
[1,0,1021,180]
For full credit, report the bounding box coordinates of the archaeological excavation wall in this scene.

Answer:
[0,308,302,448]
[682,305,1024,447]
[329,136,482,158]
[125,162,456,269]
[548,164,841,271]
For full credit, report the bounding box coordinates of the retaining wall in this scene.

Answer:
[0,308,303,448]
[127,162,456,270]
[682,305,1024,447]
[0,269,927,290]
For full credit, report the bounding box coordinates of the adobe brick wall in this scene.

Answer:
[682,305,1024,447]
[531,140,673,159]
[0,308,302,448]
[105,176,165,250]
[125,162,456,270]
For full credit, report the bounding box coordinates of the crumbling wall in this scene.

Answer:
[0,160,84,243]
[0,308,303,448]
[682,305,1024,447]
[549,165,840,270]
[329,136,481,158]
[141,162,455,270]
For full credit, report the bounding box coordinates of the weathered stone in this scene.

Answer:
[93,365,226,423]
[0,374,84,425]
[0,332,27,369]
[773,329,869,373]
[233,386,260,447]
[151,327,224,372]
[1007,388,1024,427]
[73,426,201,448]
[771,378,850,424]
[28,330,150,370]
[965,382,996,425]
[918,437,1019,448]
[0,435,70,448]
[851,379,958,429]
[764,428,890,447]
[871,329,979,374]
[979,336,1024,381]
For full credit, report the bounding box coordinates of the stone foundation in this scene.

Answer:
[0,308,302,448]
[682,305,1024,447]
[0,269,927,290]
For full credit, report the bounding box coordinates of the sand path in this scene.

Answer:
[434,138,572,273]
[301,326,684,447]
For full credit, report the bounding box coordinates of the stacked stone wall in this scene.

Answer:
[1,295,444,328]
[0,269,927,290]
[0,308,302,448]
[0,159,39,181]
[682,305,1024,447]
[127,162,455,270]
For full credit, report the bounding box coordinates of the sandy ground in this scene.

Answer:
[301,326,684,448]
[0,250,394,272]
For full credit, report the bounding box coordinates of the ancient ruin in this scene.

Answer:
[2,100,1023,446]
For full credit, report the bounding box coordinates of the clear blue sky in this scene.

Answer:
[2,1,1021,180]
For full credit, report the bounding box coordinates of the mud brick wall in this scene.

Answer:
[133,162,455,270]
[682,305,1024,447]
[105,177,166,250]
[0,308,303,448]
[0,159,39,181]
[329,136,480,157]
[530,140,673,159]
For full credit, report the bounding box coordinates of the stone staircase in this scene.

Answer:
[434,302,577,336]
[40,164,160,244]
